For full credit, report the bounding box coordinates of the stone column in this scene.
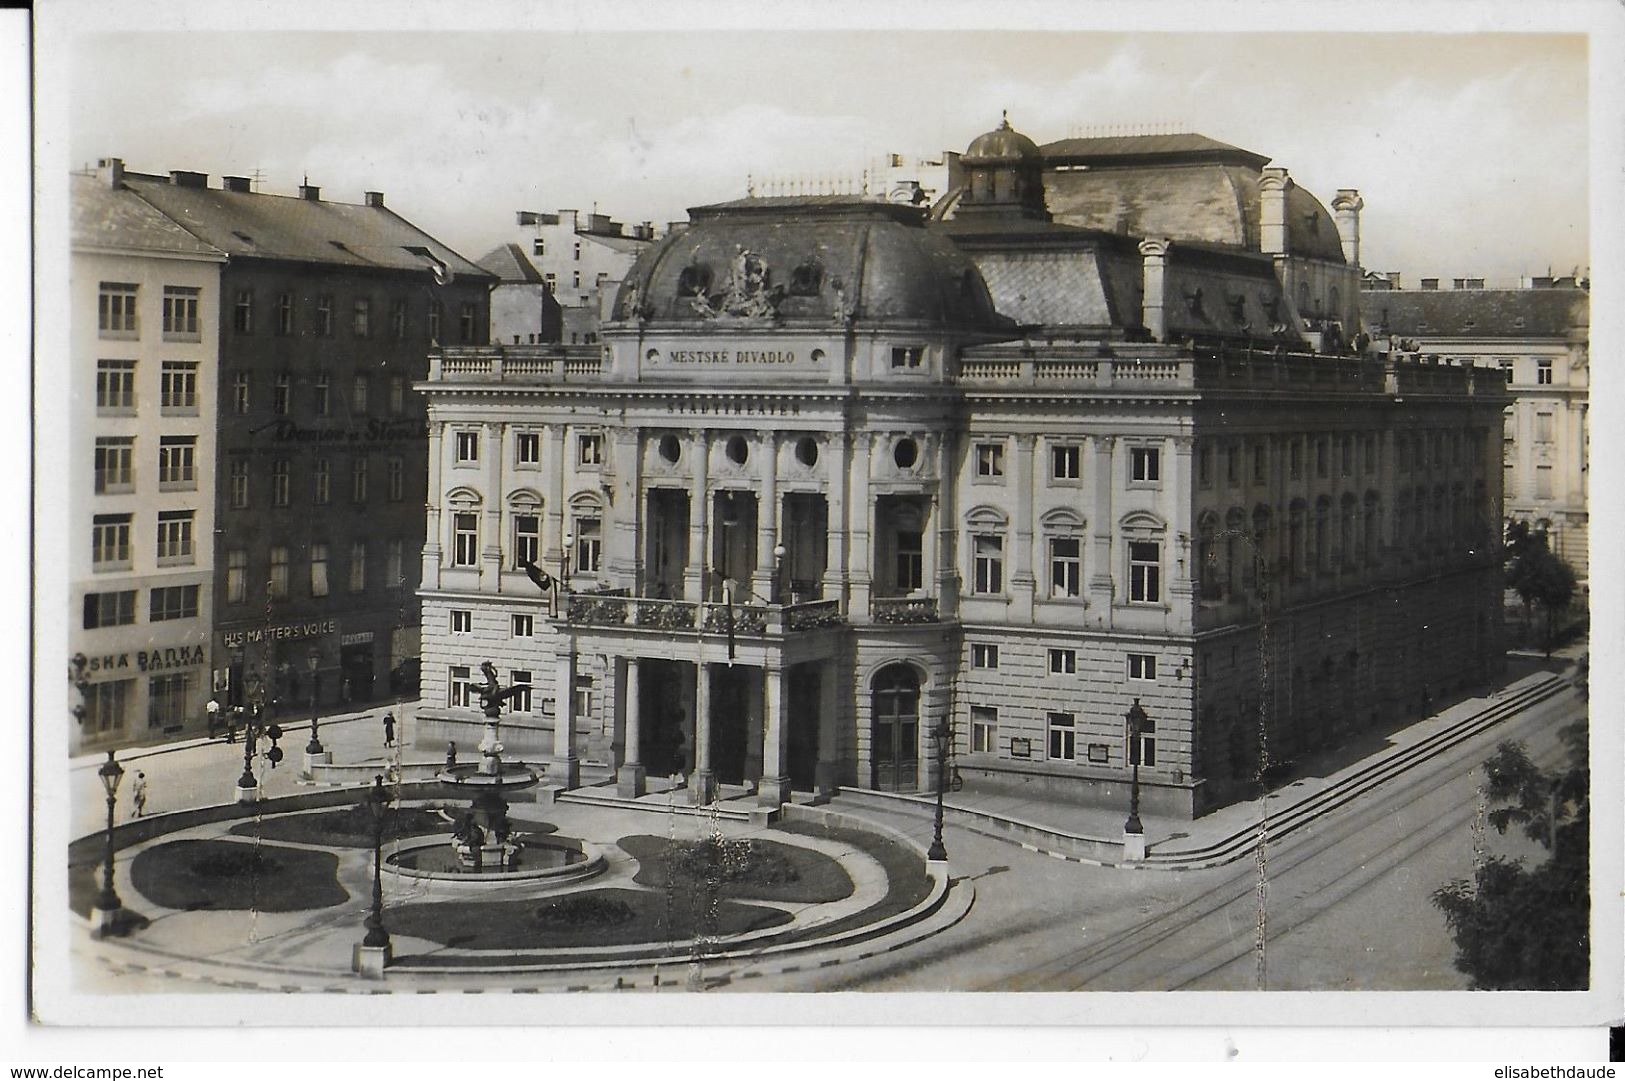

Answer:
[1259,167,1292,258]
[759,663,792,807]
[608,428,642,586]
[690,661,716,804]
[685,428,709,602]
[753,431,780,601]
[1088,434,1116,609]
[550,640,579,789]
[1138,239,1172,343]
[421,417,445,587]
[1011,433,1037,621]
[825,432,849,604]
[814,660,840,801]
[617,656,645,796]
[849,431,874,620]
[1331,189,1364,269]
[482,421,504,589]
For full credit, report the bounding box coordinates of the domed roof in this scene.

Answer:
[963,114,1042,163]
[611,196,1011,331]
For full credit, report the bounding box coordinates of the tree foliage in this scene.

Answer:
[1432,722,1589,990]
[1504,520,1579,654]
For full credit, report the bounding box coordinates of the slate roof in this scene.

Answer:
[1041,133,1271,170]
[120,173,491,281]
[1360,289,1588,338]
[71,173,227,259]
[477,242,545,284]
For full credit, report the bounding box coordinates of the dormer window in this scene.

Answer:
[677,264,712,297]
[890,346,924,369]
[788,261,823,296]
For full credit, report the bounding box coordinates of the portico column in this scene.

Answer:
[617,657,646,796]
[684,428,709,602]
[753,431,780,601]
[1088,434,1116,608]
[813,661,840,801]
[849,431,874,620]
[422,417,445,588]
[550,640,580,789]
[690,661,716,804]
[759,663,792,807]
[824,432,849,604]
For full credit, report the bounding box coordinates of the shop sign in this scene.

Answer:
[83,644,207,674]
[222,619,337,649]
[341,631,375,646]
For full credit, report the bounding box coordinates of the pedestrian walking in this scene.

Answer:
[131,771,148,818]
[383,711,397,748]
[446,740,458,768]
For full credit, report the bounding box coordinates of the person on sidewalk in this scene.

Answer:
[383,711,397,748]
[131,771,148,818]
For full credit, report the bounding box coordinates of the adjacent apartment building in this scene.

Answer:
[409,120,1504,818]
[498,209,657,345]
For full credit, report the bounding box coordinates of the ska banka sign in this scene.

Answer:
[83,644,206,675]
[222,619,337,649]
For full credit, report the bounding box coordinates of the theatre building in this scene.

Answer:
[414,121,1505,817]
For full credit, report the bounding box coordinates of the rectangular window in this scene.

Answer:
[1316,437,1329,478]
[1535,412,1554,443]
[1049,537,1081,598]
[459,303,477,343]
[349,541,366,593]
[448,665,472,708]
[1251,442,1266,484]
[391,300,407,339]
[575,517,602,573]
[271,458,290,507]
[233,290,254,334]
[1340,435,1354,477]
[970,706,997,754]
[86,680,132,733]
[313,370,330,415]
[1289,439,1302,480]
[1129,540,1161,603]
[387,539,404,588]
[450,609,472,634]
[890,346,924,369]
[1047,711,1076,762]
[577,433,603,466]
[98,282,138,338]
[96,360,136,413]
[161,286,200,340]
[1048,648,1076,675]
[1536,465,1553,499]
[229,458,249,509]
[1130,712,1157,768]
[453,513,479,566]
[513,514,541,568]
[975,443,1004,478]
[389,376,406,416]
[387,456,404,501]
[226,549,247,604]
[351,456,369,503]
[352,298,370,338]
[149,584,199,622]
[232,371,249,415]
[895,530,923,592]
[509,671,533,713]
[543,274,557,295]
[573,241,582,261]
[971,643,999,669]
[428,301,442,341]
[314,457,331,505]
[1537,360,1553,385]
[276,292,294,335]
[157,435,197,490]
[1227,443,1240,486]
[572,272,581,290]
[92,513,132,569]
[1051,444,1081,481]
[1197,443,1212,488]
[160,361,198,413]
[512,613,534,638]
[82,590,136,630]
[148,672,194,730]
[353,374,370,414]
[309,542,329,597]
[1128,653,1157,681]
[455,430,480,463]
[315,295,334,337]
[273,373,291,415]
[972,534,1003,594]
[1130,446,1161,483]
[1500,359,1514,384]
[516,432,541,466]
[574,674,594,719]
[269,546,289,599]
[94,437,134,493]
[533,238,545,257]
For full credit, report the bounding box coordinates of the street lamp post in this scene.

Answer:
[772,542,787,605]
[353,774,393,977]
[927,718,950,863]
[560,530,574,612]
[90,750,125,937]
[304,647,331,772]
[1123,698,1148,861]
[233,675,283,803]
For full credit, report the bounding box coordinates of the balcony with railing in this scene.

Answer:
[429,345,603,383]
[563,589,844,636]
[870,596,940,624]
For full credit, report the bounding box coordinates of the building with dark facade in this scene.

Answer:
[100,159,493,723]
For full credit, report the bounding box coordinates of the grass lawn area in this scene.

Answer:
[619,834,853,903]
[129,839,349,912]
[774,819,933,940]
[228,806,455,848]
[387,887,790,950]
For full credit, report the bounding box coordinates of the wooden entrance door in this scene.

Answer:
[870,664,919,791]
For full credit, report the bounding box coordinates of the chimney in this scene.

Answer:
[1138,238,1172,343]
[96,157,125,189]
[169,170,208,188]
[222,176,251,193]
[1331,189,1363,268]
[299,183,321,201]
[365,191,385,208]
[1259,167,1292,256]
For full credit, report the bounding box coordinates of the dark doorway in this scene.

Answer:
[340,643,375,703]
[712,490,758,600]
[710,664,752,785]
[638,659,690,776]
[645,489,689,598]
[871,663,920,791]
[788,664,821,789]
[782,494,829,600]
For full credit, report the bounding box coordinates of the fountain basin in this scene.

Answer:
[383,835,606,887]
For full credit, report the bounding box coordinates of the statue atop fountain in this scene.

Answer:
[434,660,540,872]
[474,660,525,777]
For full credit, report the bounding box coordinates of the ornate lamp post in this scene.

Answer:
[233,673,283,802]
[90,750,125,937]
[353,773,393,977]
[305,648,323,755]
[926,718,951,863]
[1123,698,1148,861]
[559,529,574,615]
[772,542,787,605]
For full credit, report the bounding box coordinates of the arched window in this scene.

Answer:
[506,488,544,570]
[1196,511,1221,601]
[1120,511,1168,605]
[966,506,1009,596]
[1041,508,1085,600]
[1339,493,1357,568]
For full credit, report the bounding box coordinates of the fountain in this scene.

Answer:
[433,661,541,872]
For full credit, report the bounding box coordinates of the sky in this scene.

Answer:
[53,15,1593,287]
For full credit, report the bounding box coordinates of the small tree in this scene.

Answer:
[1504,520,1578,655]
[1432,722,1589,990]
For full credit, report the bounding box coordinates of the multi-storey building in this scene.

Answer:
[70,171,227,754]
[1361,283,1589,579]
[509,209,657,345]
[98,159,493,719]
[412,121,1503,818]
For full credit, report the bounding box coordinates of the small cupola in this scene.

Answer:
[955,112,1051,223]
